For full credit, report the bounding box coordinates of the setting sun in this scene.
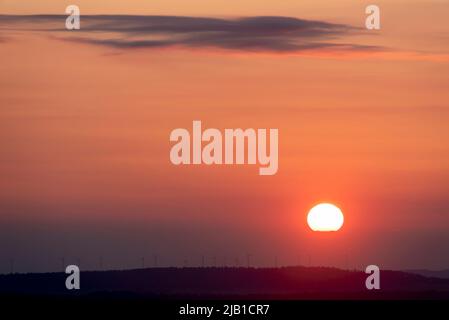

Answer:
[307,203,344,232]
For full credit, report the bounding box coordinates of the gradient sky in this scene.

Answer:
[1,1,449,273]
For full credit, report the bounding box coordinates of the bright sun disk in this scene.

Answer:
[307,203,344,232]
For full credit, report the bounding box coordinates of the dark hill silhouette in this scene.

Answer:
[1,266,449,299]
[405,269,449,279]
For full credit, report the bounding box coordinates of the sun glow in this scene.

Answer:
[307,203,344,232]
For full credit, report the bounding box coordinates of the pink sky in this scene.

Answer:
[1,1,449,272]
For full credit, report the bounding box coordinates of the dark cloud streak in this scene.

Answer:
[0,14,376,53]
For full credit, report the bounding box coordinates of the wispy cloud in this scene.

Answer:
[0,15,378,53]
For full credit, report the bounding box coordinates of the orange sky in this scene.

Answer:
[1,1,449,272]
